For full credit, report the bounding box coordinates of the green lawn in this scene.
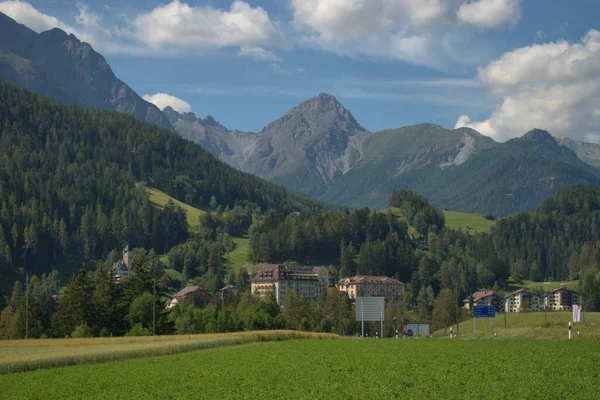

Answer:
[435,311,600,339]
[146,187,206,229]
[2,339,599,399]
[443,210,496,233]
[224,237,250,273]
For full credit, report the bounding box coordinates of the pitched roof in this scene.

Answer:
[507,288,538,297]
[464,291,497,303]
[173,286,210,301]
[220,284,236,292]
[548,285,579,295]
[338,276,404,286]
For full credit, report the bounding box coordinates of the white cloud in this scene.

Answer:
[290,0,508,69]
[0,0,78,34]
[455,30,600,142]
[75,3,109,35]
[142,93,192,113]
[292,0,447,42]
[457,0,521,29]
[238,46,280,61]
[129,0,283,50]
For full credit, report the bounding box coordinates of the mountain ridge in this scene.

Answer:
[0,11,172,130]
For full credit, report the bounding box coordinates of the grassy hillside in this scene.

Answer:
[224,238,250,273]
[435,311,599,339]
[147,187,206,229]
[506,279,579,293]
[443,210,496,233]
[2,339,599,398]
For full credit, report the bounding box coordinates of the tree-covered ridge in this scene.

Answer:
[0,81,320,290]
[492,185,600,282]
[389,189,445,234]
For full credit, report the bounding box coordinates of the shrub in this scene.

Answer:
[71,322,93,338]
[126,323,152,337]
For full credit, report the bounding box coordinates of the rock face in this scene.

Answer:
[163,106,258,169]
[242,93,371,196]
[0,12,172,130]
[558,137,600,167]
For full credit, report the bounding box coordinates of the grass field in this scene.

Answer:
[506,279,578,292]
[442,210,496,233]
[224,237,250,272]
[435,311,600,339]
[0,331,337,375]
[2,339,599,399]
[147,187,206,229]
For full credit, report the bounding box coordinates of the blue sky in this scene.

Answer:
[1,0,600,142]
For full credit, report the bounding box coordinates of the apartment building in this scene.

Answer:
[463,291,504,313]
[250,264,329,306]
[505,288,541,313]
[545,286,581,311]
[336,276,405,300]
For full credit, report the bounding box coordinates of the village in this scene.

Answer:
[112,246,581,315]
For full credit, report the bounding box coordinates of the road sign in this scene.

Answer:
[473,305,496,318]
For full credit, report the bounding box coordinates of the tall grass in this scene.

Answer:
[0,331,339,374]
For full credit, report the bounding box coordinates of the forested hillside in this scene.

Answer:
[0,81,320,295]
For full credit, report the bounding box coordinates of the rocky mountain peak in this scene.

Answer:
[202,115,225,129]
[521,129,555,142]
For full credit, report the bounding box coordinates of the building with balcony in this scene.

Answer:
[505,288,541,313]
[336,276,404,300]
[250,264,329,306]
[463,290,504,313]
[545,286,581,311]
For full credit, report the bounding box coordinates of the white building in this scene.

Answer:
[250,264,329,306]
[545,286,581,311]
[505,288,541,313]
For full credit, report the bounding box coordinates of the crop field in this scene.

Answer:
[0,331,336,375]
[1,338,599,399]
[435,311,600,339]
[442,210,496,233]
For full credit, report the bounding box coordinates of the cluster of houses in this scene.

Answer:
[464,286,581,313]
[111,246,580,313]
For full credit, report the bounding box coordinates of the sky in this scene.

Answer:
[1,0,599,143]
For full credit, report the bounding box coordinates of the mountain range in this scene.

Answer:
[2,10,600,216]
[167,95,600,215]
[0,12,172,130]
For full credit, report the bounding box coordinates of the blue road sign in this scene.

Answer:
[473,305,496,318]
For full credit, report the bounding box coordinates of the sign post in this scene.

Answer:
[356,297,385,340]
[473,305,496,337]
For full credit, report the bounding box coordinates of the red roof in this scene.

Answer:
[464,291,496,303]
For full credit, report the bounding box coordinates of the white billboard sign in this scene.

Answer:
[356,297,385,322]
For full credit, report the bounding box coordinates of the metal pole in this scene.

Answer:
[380,301,383,339]
[361,301,364,338]
[152,278,156,336]
[25,275,28,340]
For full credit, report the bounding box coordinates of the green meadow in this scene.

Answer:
[1,338,598,399]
